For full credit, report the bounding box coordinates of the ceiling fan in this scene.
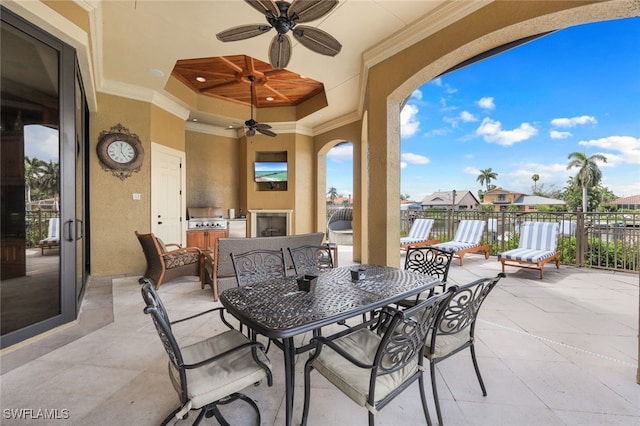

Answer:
[244,75,276,137]
[216,0,342,69]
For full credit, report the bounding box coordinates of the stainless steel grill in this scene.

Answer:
[187,207,227,230]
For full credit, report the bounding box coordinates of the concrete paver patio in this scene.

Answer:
[1,247,638,425]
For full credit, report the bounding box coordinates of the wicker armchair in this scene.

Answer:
[135,231,204,290]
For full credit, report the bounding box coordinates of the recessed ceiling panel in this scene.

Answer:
[171,55,324,108]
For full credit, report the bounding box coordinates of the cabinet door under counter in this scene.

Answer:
[227,219,247,238]
[187,229,227,252]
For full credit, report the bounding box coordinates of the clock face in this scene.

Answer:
[107,140,136,164]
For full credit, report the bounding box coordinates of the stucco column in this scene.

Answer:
[364,84,402,268]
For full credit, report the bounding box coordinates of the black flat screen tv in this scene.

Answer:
[254,161,288,182]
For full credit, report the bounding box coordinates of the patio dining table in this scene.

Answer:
[219,264,440,426]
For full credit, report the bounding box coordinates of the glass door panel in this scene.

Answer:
[1,19,61,337]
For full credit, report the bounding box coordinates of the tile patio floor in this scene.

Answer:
[1,246,638,425]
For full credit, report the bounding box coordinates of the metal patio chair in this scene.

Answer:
[140,280,272,425]
[301,288,456,426]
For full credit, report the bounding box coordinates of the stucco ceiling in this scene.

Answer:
[94,0,482,133]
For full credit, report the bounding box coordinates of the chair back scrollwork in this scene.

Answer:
[230,248,287,287]
[288,244,334,275]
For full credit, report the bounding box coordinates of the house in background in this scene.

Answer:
[483,188,566,212]
[420,190,479,211]
[606,195,640,210]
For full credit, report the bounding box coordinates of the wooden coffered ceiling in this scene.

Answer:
[171,55,325,108]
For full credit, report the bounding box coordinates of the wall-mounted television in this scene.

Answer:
[254,161,288,182]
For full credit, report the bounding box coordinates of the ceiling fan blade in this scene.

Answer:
[217,24,272,42]
[292,26,341,56]
[257,127,277,137]
[288,0,338,23]
[245,0,280,17]
[269,34,292,68]
[246,127,257,137]
[255,122,273,130]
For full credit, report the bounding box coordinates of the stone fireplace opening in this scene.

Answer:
[249,210,292,237]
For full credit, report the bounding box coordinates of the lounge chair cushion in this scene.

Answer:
[452,220,485,244]
[431,241,478,253]
[400,219,434,246]
[497,248,556,263]
[498,221,560,263]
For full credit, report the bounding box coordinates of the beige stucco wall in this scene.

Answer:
[185,130,239,213]
[90,93,152,275]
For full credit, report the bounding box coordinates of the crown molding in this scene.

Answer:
[99,80,190,120]
[357,1,491,119]
[312,110,361,136]
[185,120,313,138]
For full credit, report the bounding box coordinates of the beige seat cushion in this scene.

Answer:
[311,328,418,407]
[424,328,470,360]
[168,329,270,409]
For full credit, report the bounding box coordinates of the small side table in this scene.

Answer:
[327,242,339,268]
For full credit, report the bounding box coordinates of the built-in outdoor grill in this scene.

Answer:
[187,207,227,230]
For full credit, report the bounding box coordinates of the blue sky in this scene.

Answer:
[327,17,640,202]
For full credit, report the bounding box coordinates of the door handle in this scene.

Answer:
[158,221,163,225]
[76,219,84,240]
[64,219,74,242]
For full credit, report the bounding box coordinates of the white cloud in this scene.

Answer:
[401,153,430,165]
[400,162,408,169]
[401,103,420,137]
[579,136,640,164]
[424,127,451,138]
[464,166,480,176]
[431,78,443,87]
[550,130,572,139]
[326,143,353,161]
[475,117,538,146]
[477,97,495,111]
[410,89,422,100]
[460,111,477,122]
[550,115,597,128]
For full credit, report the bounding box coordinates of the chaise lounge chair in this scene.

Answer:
[431,219,491,266]
[400,218,439,250]
[39,217,60,255]
[498,221,560,279]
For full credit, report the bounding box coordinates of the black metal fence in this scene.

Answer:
[400,210,640,273]
[25,210,59,248]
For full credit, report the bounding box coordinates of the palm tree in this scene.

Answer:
[24,156,46,204]
[327,186,338,205]
[531,173,540,192]
[39,160,60,201]
[476,168,498,192]
[567,151,607,212]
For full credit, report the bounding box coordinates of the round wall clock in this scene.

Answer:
[97,124,144,180]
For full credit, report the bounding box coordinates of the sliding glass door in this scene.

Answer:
[0,9,88,348]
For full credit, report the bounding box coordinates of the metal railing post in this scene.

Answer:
[576,209,585,267]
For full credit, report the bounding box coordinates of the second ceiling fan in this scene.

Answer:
[217,0,342,69]
[244,75,276,137]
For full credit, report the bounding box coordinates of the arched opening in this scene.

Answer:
[317,140,354,246]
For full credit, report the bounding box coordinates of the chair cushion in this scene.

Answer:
[518,221,559,251]
[311,328,418,407]
[498,248,557,263]
[424,328,471,360]
[431,241,478,253]
[452,220,485,244]
[164,251,200,268]
[168,329,270,410]
[406,219,434,239]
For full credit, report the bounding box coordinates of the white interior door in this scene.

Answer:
[151,143,185,244]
